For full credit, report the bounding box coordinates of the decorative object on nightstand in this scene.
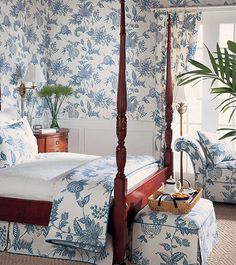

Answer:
[19,63,46,118]
[34,128,69,153]
[38,84,73,129]
[174,85,188,186]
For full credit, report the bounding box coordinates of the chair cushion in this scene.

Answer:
[197,131,236,165]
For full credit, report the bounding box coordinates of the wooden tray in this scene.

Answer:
[148,188,203,215]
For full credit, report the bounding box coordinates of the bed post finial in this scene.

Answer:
[164,13,173,177]
[113,0,127,264]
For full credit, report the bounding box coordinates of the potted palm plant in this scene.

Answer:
[177,40,236,141]
[38,84,73,128]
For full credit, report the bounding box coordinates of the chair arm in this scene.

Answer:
[174,137,206,187]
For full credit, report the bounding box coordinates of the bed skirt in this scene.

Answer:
[0,222,113,264]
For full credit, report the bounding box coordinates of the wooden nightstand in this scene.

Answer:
[34,128,69,153]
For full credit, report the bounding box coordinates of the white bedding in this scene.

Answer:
[0,153,159,201]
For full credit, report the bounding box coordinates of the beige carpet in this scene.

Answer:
[0,203,235,265]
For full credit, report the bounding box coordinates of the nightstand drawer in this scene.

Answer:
[46,145,68,152]
[46,137,68,152]
[34,128,69,153]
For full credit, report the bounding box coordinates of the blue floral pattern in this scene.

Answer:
[131,199,218,265]
[142,0,236,9]
[0,1,203,162]
[175,137,236,204]
[197,131,236,165]
[0,222,8,251]
[0,155,158,263]
[7,223,113,264]
[0,0,48,117]
[0,119,38,168]
[46,155,158,252]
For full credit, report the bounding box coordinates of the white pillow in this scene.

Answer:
[21,117,38,155]
[0,119,38,167]
[0,108,20,124]
[197,131,236,165]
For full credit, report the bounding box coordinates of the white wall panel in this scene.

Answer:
[60,118,156,156]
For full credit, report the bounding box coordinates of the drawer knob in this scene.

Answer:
[56,140,60,145]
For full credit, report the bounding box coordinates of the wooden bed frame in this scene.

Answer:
[0,1,173,264]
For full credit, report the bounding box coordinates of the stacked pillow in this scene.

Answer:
[0,109,38,168]
[0,108,19,123]
[197,131,236,165]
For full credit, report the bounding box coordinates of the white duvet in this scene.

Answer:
[0,153,99,201]
[0,152,159,201]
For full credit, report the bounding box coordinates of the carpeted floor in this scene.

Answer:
[0,203,235,265]
[206,203,236,265]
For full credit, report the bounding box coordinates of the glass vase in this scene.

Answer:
[50,114,60,128]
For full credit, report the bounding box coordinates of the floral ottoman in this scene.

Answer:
[131,198,218,265]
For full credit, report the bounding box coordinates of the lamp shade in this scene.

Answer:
[174,85,187,103]
[23,63,46,83]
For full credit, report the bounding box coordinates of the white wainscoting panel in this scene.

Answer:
[60,118,156,156]
[126,130,155,155]
[85,128,116,155]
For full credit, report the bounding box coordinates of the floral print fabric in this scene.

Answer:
[7,223,113,264]
[175,137,236,203]
[0,119,38,168]
[131,199,218,265]
[0,222,8,251]
[46,155,158,252]
[197,131,236,165]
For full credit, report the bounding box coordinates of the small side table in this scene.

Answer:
[34,128,69,153]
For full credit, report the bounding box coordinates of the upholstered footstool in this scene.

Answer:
[131,198,218,265]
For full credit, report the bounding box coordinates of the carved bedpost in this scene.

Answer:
[113,0,127,264]
[164,14,173,177]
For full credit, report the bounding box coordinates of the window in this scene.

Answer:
[174,9,236,183]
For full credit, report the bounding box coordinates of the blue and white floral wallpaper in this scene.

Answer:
[0,0,167,123]
[47,0,161,121]
[0,0,235,123]
[138,0,236,9]
[0,0,48,118]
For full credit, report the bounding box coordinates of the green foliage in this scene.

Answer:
[38,84,73,128]
[38,84,73,98]
[177,40,236,141]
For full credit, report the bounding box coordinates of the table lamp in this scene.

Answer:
[19,63,46,118]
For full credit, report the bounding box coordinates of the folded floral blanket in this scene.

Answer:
[46,155,158,252]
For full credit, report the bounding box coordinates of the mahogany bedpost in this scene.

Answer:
[164,14,173,177]
[113,0,127,264]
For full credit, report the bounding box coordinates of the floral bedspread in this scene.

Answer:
[46,155,158,252]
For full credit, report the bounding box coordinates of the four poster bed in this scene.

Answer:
[0,1,173,264]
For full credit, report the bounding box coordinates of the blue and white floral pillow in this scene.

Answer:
[0,119,38,168]
[197,131,236,165]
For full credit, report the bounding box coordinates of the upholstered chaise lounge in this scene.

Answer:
[175,132,236,204]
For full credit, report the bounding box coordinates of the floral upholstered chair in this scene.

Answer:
[175,131,236,203]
